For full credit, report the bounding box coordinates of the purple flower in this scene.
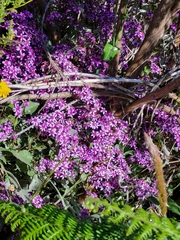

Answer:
[32,195,45,208]
[134,179,157,200]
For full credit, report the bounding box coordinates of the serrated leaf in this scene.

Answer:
[11,150,32,166]
[24,101,39,115]
[102,43,119,61]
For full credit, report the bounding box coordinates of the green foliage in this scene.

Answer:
[167,197,180,216]
[0,198,180,240]
[24,101,40,115]
[0,0,32,46]
[102,43,119,61]
[0,0,32,22]
[0,200,127,240]
[84,197,180,240]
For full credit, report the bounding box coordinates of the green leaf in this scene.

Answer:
[0,147,7,151]
[8,114,19,128]
[27,169,36,177]
[168,197,180,216]
[29,174,43,191]
[80,173,88,181]
[11,150,33,166]
[174,173,180,179]
[24,101,39,115]
[123,150,133,157]
[15,160,28,172]
[102,43,119,61]
[0,147,13,160]
[144,65,150,75]
[0,155,6,164]
[8,103,14,109]
[148,196,160,205]
[17,189,30,202]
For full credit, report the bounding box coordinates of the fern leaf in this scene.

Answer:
[156,232,169,240]
[136,225,153,240]
[126,217,143,236]
[0,199,180,240]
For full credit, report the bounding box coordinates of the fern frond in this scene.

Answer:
[0,199,180,240]
[135,225,153,240]
[126,218,143,236]
[85,197,180,240]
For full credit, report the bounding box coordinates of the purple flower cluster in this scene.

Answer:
[51,44,78,73]
[0,10,44,83]
[0,182,9,201]
[0,121,14,141]
[123,18,145,48]
[150,56,162,75]
[120,18,145,70]
[45,11,62,25]
[32,195,45,208]
[44,0,114,74]
[129,147,153,171]
[153,107,180,150]
[29,87,132,195]
[1,1,179,205]
[134,179,157,200]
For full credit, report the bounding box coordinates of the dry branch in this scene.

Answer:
[125,0,178,79]
[115,76,180,118]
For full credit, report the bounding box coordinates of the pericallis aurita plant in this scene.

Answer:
[0,1,179,208]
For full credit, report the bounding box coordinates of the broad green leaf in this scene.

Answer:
[27,169,36,177]
[29,174,43,191]
[0,147,8,151]
[8,103,14,109]
[0,147,13,160]
[24,101,39,115]
[148,196,159,205]
[168,197,180,216]
[102,43,119,61]
[11,150,33,166]
[0,155,6,164]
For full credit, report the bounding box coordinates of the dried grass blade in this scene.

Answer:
[144,132,167,216]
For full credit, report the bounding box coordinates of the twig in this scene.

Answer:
[116,76,180,118]
[15,126,33,137]
[8,78,155,91]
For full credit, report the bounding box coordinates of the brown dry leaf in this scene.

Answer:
[144,132,167,216]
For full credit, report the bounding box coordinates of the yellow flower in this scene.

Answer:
[0,81,11,98]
